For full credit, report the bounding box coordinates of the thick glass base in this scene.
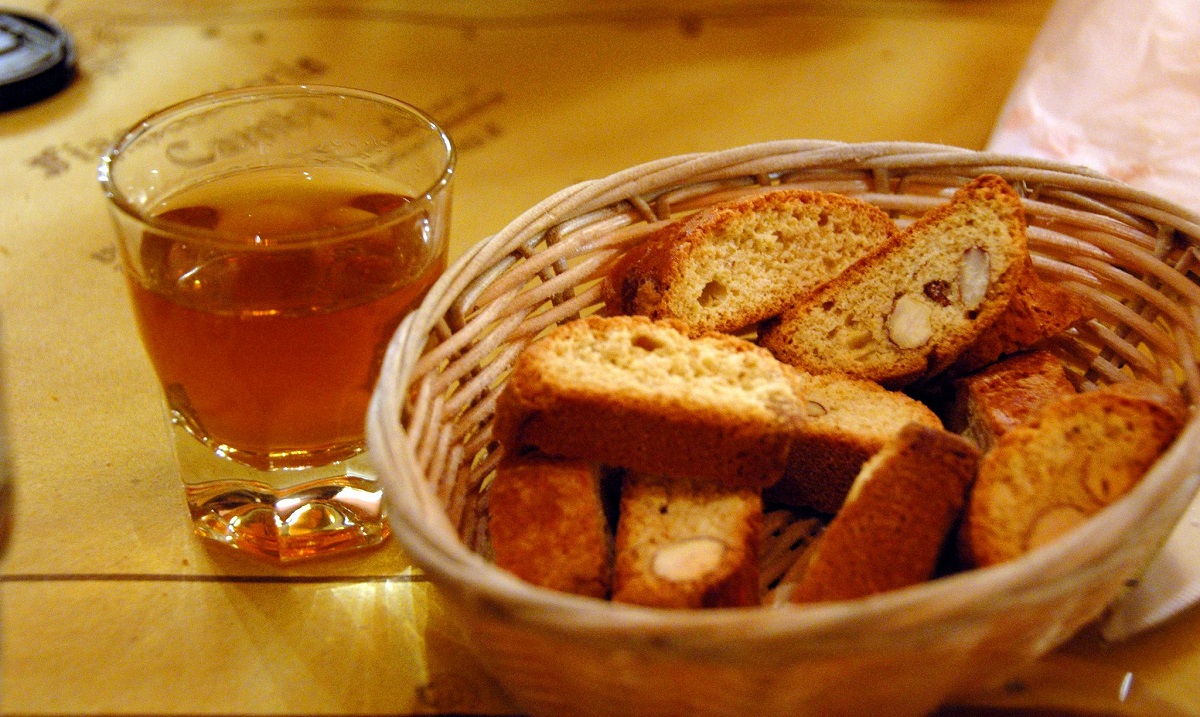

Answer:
[173,423,389,562]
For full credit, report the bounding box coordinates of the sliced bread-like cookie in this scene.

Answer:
[949,349,1078,453]
[759,174,1029,388]
[602,189,898,335]
[784,423,980,604]
[959,382,1184,568]
[491,315,809,489]
[613,472,762,608]
[487,453,613,598]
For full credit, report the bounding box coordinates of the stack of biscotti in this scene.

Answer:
[759,175,1030,387]
[491,315,808,608]
[481,175,1185,609]
[602,175,1091,518]
[485,314,968,608]
[606,175,1085,388]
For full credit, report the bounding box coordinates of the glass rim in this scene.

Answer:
[96,84,456,249]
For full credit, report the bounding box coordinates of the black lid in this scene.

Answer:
[0,11,75,112]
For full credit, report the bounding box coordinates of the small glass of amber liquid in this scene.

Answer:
[99,85,454,561]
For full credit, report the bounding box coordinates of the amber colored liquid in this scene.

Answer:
[127,168,445,470]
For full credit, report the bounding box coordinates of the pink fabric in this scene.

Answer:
[989,0,1200,214]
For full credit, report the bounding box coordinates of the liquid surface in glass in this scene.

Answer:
[127,167,445,470]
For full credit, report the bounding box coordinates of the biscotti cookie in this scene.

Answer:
[613,472,762,608]
[492,315,809,489]
[949,263,1087,375]
[602,189,898,335]
[487,453,613,598]
[1103,379,1189,423]
[784,423,980,603]
[765,372,944,514]
[759,175,1029,388]
[949,349,1077,453]
[960,383,1185,568]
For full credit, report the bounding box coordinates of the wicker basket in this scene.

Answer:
[367,140,1200,717]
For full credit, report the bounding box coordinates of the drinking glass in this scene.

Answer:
[99,85,454,561]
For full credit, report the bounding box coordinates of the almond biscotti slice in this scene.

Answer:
[613,472,762,608]
[759,174,1029,388]
[948,349,1078,453]
[765,372,944,514]
[784,423,980,604]
[492,315,809,489]
[959,382,1185,568]
[602,189,898,335]
[487,453,613,598]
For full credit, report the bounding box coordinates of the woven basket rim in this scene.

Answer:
[368,139,1200,655]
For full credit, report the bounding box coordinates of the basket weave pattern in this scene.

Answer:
[367,141,1200,717]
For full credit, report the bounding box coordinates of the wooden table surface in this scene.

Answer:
[2,1,1198,714]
